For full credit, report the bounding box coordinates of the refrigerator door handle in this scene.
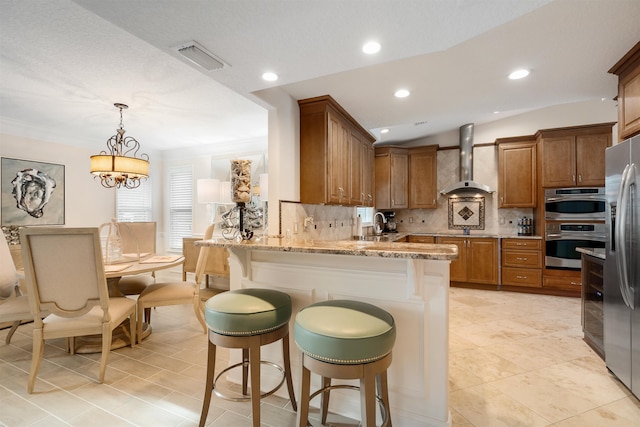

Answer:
[616,163,635,309]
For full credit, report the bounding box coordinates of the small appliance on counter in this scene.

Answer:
[382,211,397,233]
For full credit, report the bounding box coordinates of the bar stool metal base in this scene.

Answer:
[306,384,390,427]
[212,359,286,402]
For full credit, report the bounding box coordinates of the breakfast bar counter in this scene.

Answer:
[197,237,457,426]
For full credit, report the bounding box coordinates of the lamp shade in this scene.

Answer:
[197,179,220,204]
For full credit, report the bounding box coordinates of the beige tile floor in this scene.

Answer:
[1,279,639,426]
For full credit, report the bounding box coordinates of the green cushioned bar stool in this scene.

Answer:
[199,288,297,427]
[294,300,396,427]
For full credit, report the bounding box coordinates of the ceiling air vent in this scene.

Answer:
[173,41,228,71]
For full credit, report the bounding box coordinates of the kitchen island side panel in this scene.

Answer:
[226,247,452,427]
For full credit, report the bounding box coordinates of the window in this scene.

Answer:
[116,179,152,222]
[168,166,193,251]
[356,206,374,226]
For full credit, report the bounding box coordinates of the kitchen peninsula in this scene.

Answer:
[197,237,457,426]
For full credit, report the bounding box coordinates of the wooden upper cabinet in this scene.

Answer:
[327,112,349,204]
[609,42,640,140]
[575,133,612,186]
[496,136,537,208]
[349,130,364,205]
[538,123,614,188]
[375,146,408,209]
[408,145,438,209]
[299,95,375,205]
[362,142,375,206]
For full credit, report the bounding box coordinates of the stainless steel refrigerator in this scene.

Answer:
[604,134,640,398]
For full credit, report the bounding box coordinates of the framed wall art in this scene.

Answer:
[1,157,65,226]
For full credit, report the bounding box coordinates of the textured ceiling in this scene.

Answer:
[1,0,639,154]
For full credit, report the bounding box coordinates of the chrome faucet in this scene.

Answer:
[373,212,387,235]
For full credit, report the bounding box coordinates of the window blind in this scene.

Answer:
[168,166,193,251]
[116,179,152,222]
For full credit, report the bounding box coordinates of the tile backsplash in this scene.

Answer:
[279,200,534,240]
[279,201,357,240]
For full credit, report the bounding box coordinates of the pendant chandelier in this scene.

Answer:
[90,103,149,189]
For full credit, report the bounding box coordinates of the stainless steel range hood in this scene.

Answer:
[439,123,495,195]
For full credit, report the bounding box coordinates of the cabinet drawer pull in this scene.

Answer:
[516,257,528,261]
[516,275,528,279]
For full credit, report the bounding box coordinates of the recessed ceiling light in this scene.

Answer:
[394,89,410,98]
[380,128,389,134]
[493,111,500,114]
[508,69,530,80]
[262,72,278,82]
[362,41,381,54]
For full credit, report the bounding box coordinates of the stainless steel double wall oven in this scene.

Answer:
[544,187,606,270]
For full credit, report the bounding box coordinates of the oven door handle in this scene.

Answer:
[545,233,606,241]
[545,195,605,203]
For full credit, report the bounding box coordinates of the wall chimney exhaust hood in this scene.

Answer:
[439,123,495,195]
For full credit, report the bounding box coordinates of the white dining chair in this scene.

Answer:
[20,227,137,393]
[136,223,221,342]
[117,221,157,295]
[0,236,34,344]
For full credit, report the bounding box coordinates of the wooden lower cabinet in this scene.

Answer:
[437,237,498,286]
[407,235,435,244]
[543,273,582,291]
[501,238,542,288]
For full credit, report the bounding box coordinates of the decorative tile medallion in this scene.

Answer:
[448,196,485,230]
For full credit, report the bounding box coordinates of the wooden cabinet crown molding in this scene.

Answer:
[298,95,376,141]
[535,122,616,139]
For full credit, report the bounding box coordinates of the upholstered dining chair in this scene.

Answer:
[0,236,34,345]
[136,223,222,343]
[117,221,157,295]
[20,227,137,393]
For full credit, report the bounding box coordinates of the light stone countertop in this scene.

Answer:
[392,232,542,240]
[197,236,458,260]
[577,247,606,260]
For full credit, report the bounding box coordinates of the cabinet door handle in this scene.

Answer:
[570,281,580,286]
[392,199,395,206]
[578,174,582,183]
[573,175,576,184]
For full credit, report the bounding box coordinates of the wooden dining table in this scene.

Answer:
[104,254,185,297]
